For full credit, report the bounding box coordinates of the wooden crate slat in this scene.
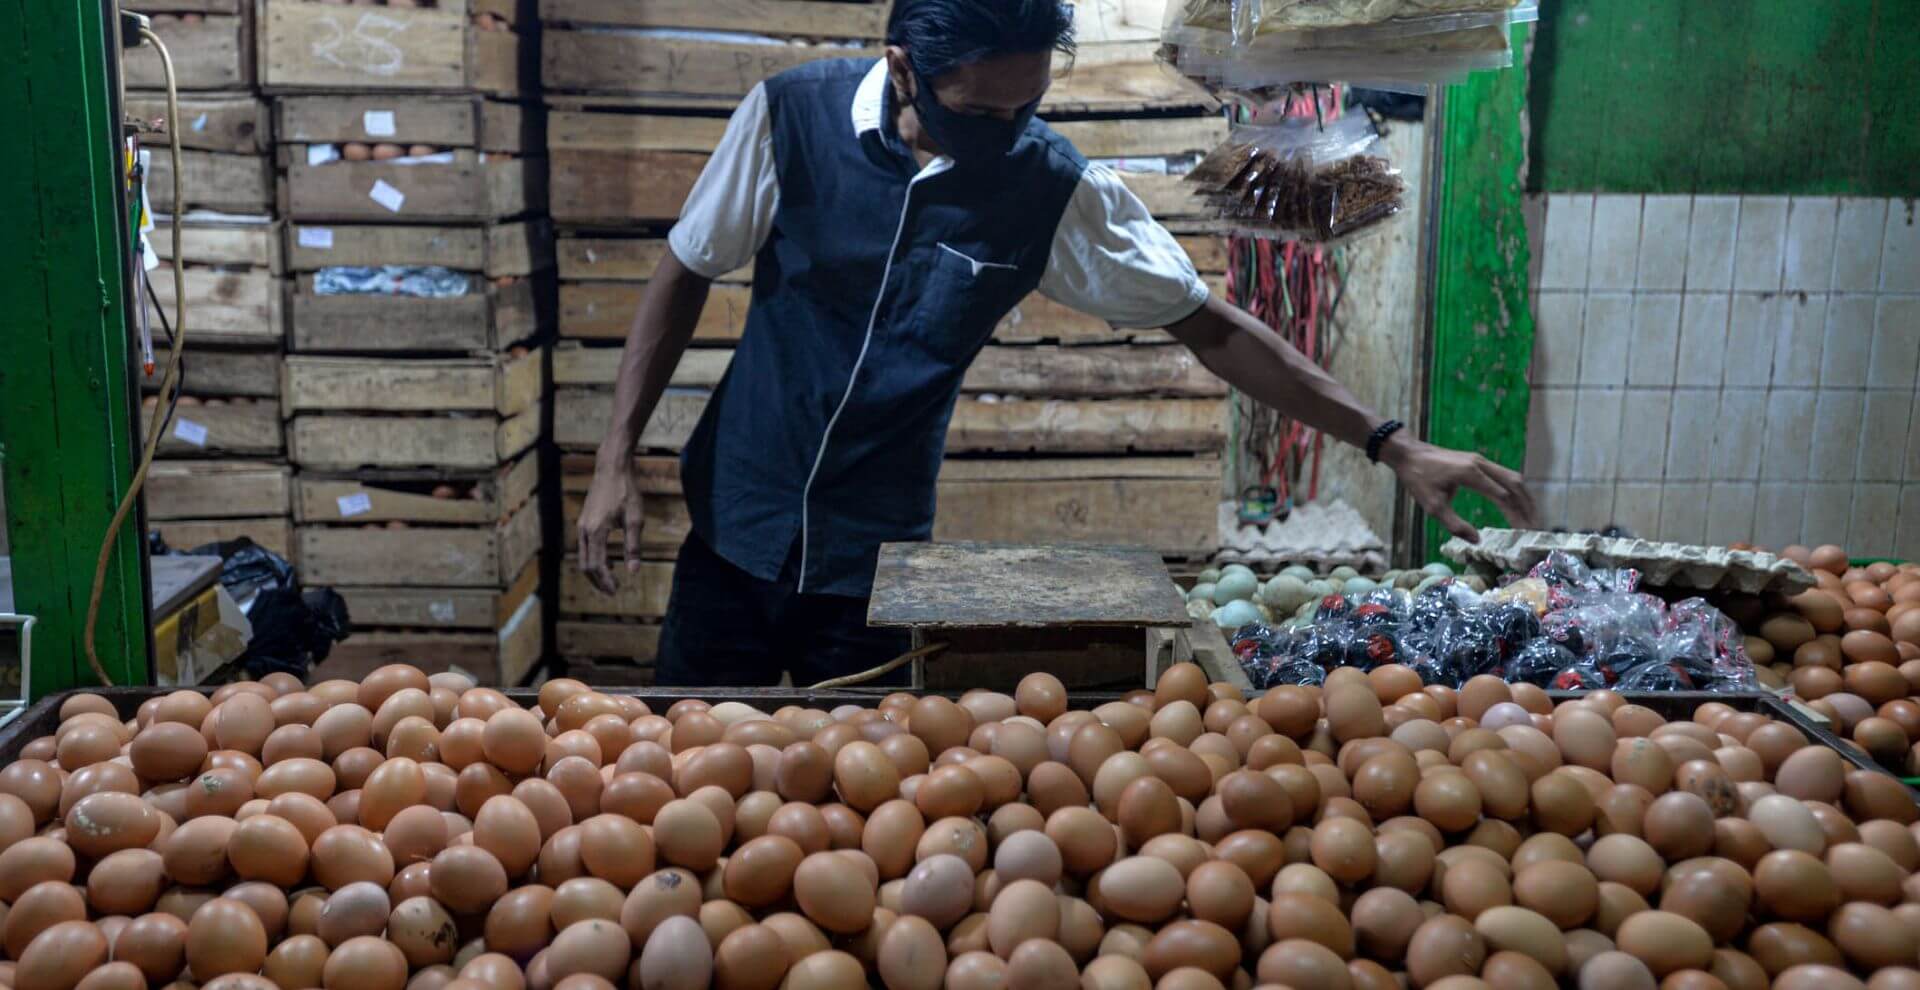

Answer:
[557,237,750,283]
[552,145,1196,225]
[287,220,553,277]
[125,95,269,154]
[151,401,284,457]
[283,153,543,223]
[259,0,529,95]
[557,619,661,663]
[147,461,292,520]
[148,268,284,345]
[282,349,542,416]
[540,31,872,98]
[142,348,282,399]
[149,151,274,215]
[312,595,544,686]
[557,388,1226,454]
[295,450,540,524]
[549,111,727,152]
[278,95,535,150]
[152,517,294,559]
[552,343,1223,397]
[945,397,1227,453]
[560,559,674,618]
[288,404,541,471]
[1048,116,1226,159]
[125,14,251,90]
[560,281,746,341]
[288,278,537,354]
[550,148,703,225]
[298,498,540,588]
[335,558,541,629]
[152,219,283,272]
[540,0,887,37]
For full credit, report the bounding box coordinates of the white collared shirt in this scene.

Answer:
[667,61,1211,329]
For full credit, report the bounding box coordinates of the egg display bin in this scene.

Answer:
[5,684,1911,812]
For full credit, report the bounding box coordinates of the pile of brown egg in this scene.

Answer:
[1723,551,1920,772]
[5,663,1920,990]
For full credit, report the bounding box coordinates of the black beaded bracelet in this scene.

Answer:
[1366,419,1404,463]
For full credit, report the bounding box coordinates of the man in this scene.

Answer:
[578,0,1535,687]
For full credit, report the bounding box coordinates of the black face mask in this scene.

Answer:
[908,65,1040,165]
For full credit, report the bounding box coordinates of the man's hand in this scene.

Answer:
[578,454,646,594]
[1379,434,1537,542]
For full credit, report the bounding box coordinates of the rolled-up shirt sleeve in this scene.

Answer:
[1037,165,1211,329]
[666,83,779,280]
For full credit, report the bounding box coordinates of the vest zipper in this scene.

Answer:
[795,163,949,593]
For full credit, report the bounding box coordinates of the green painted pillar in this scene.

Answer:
[1423,23,1537,558]
[0,0,152,695]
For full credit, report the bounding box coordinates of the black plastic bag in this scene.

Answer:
[150,536,351,680]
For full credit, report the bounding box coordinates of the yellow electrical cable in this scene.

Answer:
[83,25,188,687]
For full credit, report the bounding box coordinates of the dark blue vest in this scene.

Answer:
[680,58,1088,596]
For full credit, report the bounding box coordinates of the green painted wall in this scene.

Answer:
[1424,24,1537,557]
[1529,0,1920,196]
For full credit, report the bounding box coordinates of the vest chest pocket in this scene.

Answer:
[912,242,1031,364]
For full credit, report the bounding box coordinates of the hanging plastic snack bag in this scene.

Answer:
[1185,114,1404,242]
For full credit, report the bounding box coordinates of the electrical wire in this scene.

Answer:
[83,24,188,687]
[805,641,949,690]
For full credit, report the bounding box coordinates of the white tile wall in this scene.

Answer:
[1883,202,1920,293]
[1784,198,1838,292]
[1734,198,1788,291]
[1526,193,1920,550]
[1589,196,1644,291]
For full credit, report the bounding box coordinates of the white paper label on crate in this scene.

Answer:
[191,113,208,132]
[297,227,334,249]
[363,110,397,137]
[336,493,373,518]
[368,179,405,213]
[429,600,458,623]
[306,144,340,167]
[172,419,208,447]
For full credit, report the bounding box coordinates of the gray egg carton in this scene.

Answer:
[1439,528,1817,595]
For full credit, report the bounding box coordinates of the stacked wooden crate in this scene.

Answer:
[261,0,549,685]
[540,0,1231,682]
[125,2,295,559]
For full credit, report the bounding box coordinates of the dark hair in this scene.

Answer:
[885,0,1076,79]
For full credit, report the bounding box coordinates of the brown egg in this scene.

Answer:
[87,847,167,915]
[1746,923,1845,979]
[6,880,86,959]
[64,791,161,859]
[1257,938,1350,989]
[114,911,188,984]
[1100,856,1186,924]
[1184,859,1255,931]
[317,881,390,947]
[18,920,108,990]
[1476,906,1567,974]
[1775,745,1845,803]
[1511,860,1596,930]
[1267,891,1355,958]
[187,898,268,978]
[723,835,802,907]
[429,845,509,915]
[1828,902,1916,970]
[1753,850,1840,922]
[382,803,448,866]
[320,935,407,990]
[130,722,209,782]
[0,835,76,900]
[985,878,1058,958]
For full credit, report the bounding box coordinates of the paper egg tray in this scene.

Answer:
[1441,528,1817,595]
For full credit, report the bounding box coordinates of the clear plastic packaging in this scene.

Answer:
[315,265,472,299]
[1160,0,1535,93]
[1230,551,1758,693]
[1184,114,1404,242]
